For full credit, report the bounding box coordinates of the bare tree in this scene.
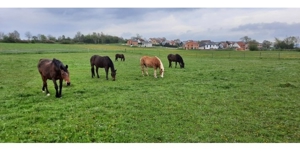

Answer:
[47,34,56,41]
[74,31,83,42]
[240,36,252,44]
[25,31,32,41]
[92,32,98,44]
[8,30,20,41]
[0,32,5,40]
[262,40,272,49]
[136,34,142,39]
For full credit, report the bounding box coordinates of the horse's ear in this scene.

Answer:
[66,65,68,69]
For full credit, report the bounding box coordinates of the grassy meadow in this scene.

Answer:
[0,43,300,142]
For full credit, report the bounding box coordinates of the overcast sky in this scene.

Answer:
[1,1,299,42]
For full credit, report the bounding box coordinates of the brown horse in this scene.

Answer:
[90,55,117,81]
[115,53,125,61]
[37,58,70,98]
[140,56,164,78]
[167,54,185,68]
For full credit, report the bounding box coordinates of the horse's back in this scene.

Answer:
[90,55,104,66]
[91,55,113,68]
[90,55,99,65]
[140,56,160,67]
[168,54,177,60]
[38,59,52,70]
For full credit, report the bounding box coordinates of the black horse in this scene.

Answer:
[37,58,71,98]
[167,54,185,68]
[115,53,125,61]
[90,55,117,81]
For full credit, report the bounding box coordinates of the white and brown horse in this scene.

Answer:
[140,56,164,78]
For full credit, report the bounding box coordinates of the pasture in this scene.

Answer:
[0,43,300,142]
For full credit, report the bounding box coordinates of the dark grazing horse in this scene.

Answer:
[140,56,164,78]
[90,55,117,81]
[167,54,185,68]
[37,58,71,98]
[115,54,125,61]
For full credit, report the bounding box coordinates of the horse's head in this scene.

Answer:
[111,69,117,81]
[60,65,71,86]
[180,62,185,68]
[160,68,164,78]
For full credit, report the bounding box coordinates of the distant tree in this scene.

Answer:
[37,34,47,41]
[32,36,38,41]
[136,34,142,39]
[9,30,20,41]
[240,36,252,44]
[248,39,259,51]
[274,37,295,49]
[25,31,32,41]
[262,40,272,50]
[0,32,4,40]
[3,30,21,42]
[47,34,56,41]
[92,32,98,44]
[284,36,298,46]
[74,31,83,43]
[83,34,93,43]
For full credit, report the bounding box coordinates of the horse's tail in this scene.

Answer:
[90,55,96,66]
[140,56,145,66]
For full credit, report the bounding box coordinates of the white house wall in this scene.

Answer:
[205,45,218,49]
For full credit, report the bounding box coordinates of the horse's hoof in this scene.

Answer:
[47,93,50,96]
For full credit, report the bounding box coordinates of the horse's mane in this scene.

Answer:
[175,54,183,62]
[155,56,164,70]
[106,56,116,70]
[52,58,68,72]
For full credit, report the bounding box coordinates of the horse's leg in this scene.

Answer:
[169,60,172,68]
[41,77,51,96]
[175,62,177,68]
[145,66,149,76]
[141,65,144,76]
[91,65,95,78]
[52,79,60,98]
[96,67,100,78]
[58,79,63,98]
[105,67,109,80]
[42,78,46,92]
[153,68,157,78]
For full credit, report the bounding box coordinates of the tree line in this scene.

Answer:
[0,30,126,44]
[240,35,300,50]
[0,30,299,51]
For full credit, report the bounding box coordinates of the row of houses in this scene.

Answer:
[127,38,263,51]
[184,40,260,51]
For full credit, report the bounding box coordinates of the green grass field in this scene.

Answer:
[0,43,300,142]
